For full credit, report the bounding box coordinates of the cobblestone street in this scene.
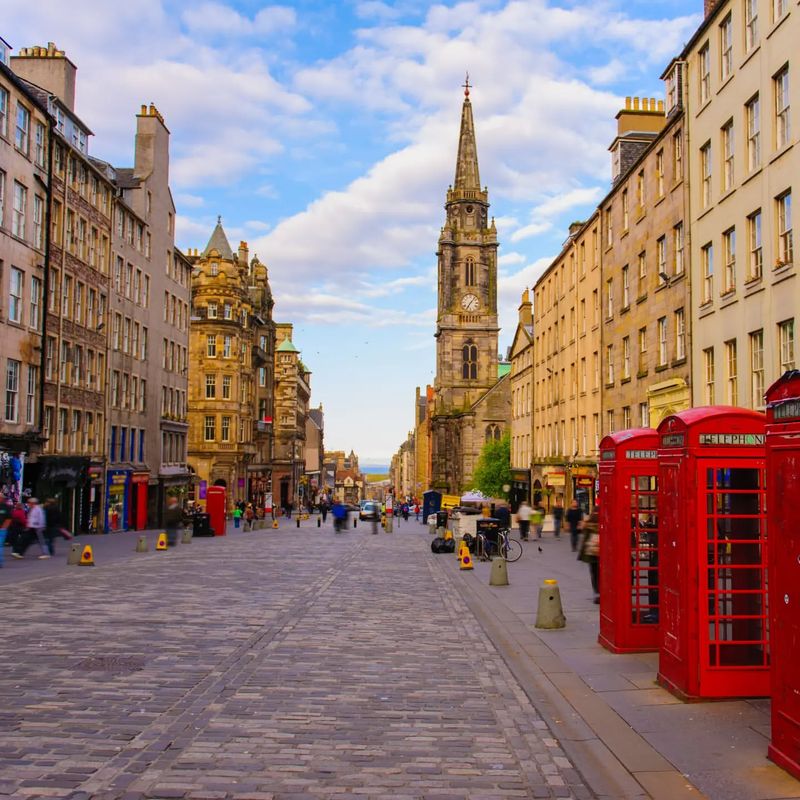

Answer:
[0,525,590,800]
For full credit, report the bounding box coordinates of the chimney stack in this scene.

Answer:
[704,0,720,15]
[11,42,77,111]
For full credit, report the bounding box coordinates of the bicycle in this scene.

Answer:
[476,528,522,563]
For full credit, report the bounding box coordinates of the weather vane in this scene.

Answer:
[462,72,471,97]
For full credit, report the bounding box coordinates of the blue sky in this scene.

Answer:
[6,0,701,462]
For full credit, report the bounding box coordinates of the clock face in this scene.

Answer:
[461,293,479,312]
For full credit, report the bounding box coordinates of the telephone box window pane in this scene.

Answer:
[629,472,659,625]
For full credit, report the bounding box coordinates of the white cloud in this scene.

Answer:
[174,192,205,208]
[510,221,553,243]
[532,186,604,219]
[181,3,296,37]
[499,252,526,266]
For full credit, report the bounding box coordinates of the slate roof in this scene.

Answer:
[203,220,234,260]
[277,339,299,353]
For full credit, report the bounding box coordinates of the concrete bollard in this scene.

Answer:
[535,579,566,629]
[489,556,509,586]
[385,515,393,533]
[181,529,192,544]
[135,535,148,553]
[67,541,83,565]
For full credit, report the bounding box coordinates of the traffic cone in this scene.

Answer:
[135,535,148,553]
[457,539,468,560]
[156,532,168,551]
[443,529,453,541]
[459,548,474,571]
[78,545,95,566]
[272,519,279,529]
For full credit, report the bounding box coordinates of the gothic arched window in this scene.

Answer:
[465,256,476,286]
[462,343,478,380]
[486,424,501,442]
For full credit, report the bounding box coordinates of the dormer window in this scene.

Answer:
[665,65,680,114]
[611,144,621,182]
[210,261,218,276]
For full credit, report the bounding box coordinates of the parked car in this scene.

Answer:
[359,501,380,520]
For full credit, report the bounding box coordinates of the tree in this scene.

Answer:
[471,432,512,498]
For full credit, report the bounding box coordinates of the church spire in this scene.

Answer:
[453,74,481,191]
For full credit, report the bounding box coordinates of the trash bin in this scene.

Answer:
[192,513,213,537]
[436,510,448,530]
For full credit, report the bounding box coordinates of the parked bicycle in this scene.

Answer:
[476,527,522,562]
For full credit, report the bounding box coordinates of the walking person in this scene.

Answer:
[332,500,346,533]
[165,495,182,547]
[578,506,600,603]
[244,504,254,531]
[233,506,242,529]
[43,498,71,556]
[566,499,584,553]
[414,502,420,521]
[320,499,329,524]
[533,501,546,539]
[13,498,49,559]
[552,498,564,539]
[7,501,27,558]
[516,500,532,541]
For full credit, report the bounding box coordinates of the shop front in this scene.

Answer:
[34,456,92,533]
[572,466,596,512]
[509,468,530,512]
[106,469,131,532]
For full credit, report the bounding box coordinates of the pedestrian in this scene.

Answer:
[402,503,409,521]
[244,504,254,531]
[320,499,328,523]
[414,502,420,521]
[552,497,564,538]
[332,500,346,533]
[7,501,27,557]
[0,500,12,567]
[165,495,182,547]
[516,500,532,541]
[43,498,71,556]
[495,502,511,529]
[565,499,584,553]
[233,506,242,529]
[533,502,546,539]
[285,501,293,520]
[14,497,49,559]
[578,506,600,603]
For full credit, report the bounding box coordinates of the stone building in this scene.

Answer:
[600,96,691,434]
[97,104,191,530]
[304,405,325,501]
[531,213,602,510]
[272,323,309,512]
[430,84,510,494]
[187,221,274,509]
[508,291,534,506]
[10,43,114,532]
[413,385,432,499]
[0,51,50,502]
[679,0,798,409]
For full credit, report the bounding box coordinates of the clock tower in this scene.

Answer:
[431,81,508,493]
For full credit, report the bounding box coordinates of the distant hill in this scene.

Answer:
[361,463,388,475]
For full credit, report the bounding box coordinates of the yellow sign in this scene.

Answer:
[441,494,460,510]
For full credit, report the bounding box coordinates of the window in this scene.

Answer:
[606,410,615,435]
[638,251,647,295]
[204,415,215,442]
[15,103,30,155]
[30,276,41,330]
[636,169,645,212]
[746,95,760,171]
[223,335,232,358]
[26,366,37,425]
[675,308,686,360]
[723,227,736,292]
[638,327,647,372]
[704,347,715,404]
[210,261,218,277]
[700,142,712,208]
[258,367,266,387]
[223,303,232,320]
[773,0,787,21]
[33,195,44,249]
[655,149,664,198]
[673,222,684,275]
[750,330,764,408]
[638,402,648,428]
[32,120,45,166]
[745,0,758,51]
[222,375,231,399]
[779,319,795,371]
[462,343,478,379]
[658,317,667,366]
[134,270,141,305]
[719,15,733,81]
[207,335,216,358]
[5,359,20,422]
[465,256,475,286]
[775,65,790,149]
[605,206,613,246]
[776,190,793,265]
[606,344,614,384]
[140,326,147,360]
[9,267,23,323]
[12,181,26,238]
[205,374,216,399]
[699,43,711,104]
[747,209,763,279]
[622,266,629,307]
[112,312,121,350]
[657,237,667,283]
[57,409,66,451]
[0,169,5,226]
[725,340,738,405]
[721,120,734,192]
[622,189,629,230]
[622,406,631,429]
[114,256,123,292]
[622,336,630,379]
[45,336,55,380]
[702,243,714,303]
[75,282,84,325]
[673,130,683,182]
[0,87,7,137]
[60,341,68,383]
[207,301,217,319]
[221,416,231,442]
[606,278,613,318]
[580,357,587,393]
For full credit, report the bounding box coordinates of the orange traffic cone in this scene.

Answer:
[156,532,168,550]
[78,545,95,566]
[459,548,474,570]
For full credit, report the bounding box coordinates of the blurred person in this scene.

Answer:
[516,500,532,541]
[165,496,182,547]
[14,498,49,559]
[566,499,584,553]
[578,506,600,603]
[552,497,564,538]
[44,498,72,556]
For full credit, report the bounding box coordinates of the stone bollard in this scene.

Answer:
[181,529,192,544]
[385,515,393,533]
[535,579,566,629]
[489,556,509,586]
[67,541,83,565]
[135,535,148,553]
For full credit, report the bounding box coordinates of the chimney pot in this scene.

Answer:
[704,0,719,15]
[633,97,640,110]
[625,96,632,109]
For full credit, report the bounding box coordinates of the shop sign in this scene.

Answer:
[698,433,765,446]
[132,473,149,484]
[199,480,207,499]
[109,472,128,485]
[576,477,594,487]
[88,466,103,479]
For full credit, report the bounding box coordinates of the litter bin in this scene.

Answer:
[192,513,213,537]
[476,517,502,558]
[436,510,448,529]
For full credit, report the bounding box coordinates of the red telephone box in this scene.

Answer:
[656,407,768,700]
[598,429,660,653]
[765,371,800,779]
[206,486,227,536]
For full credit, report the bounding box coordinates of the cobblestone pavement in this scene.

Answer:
[0,525,592,800]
